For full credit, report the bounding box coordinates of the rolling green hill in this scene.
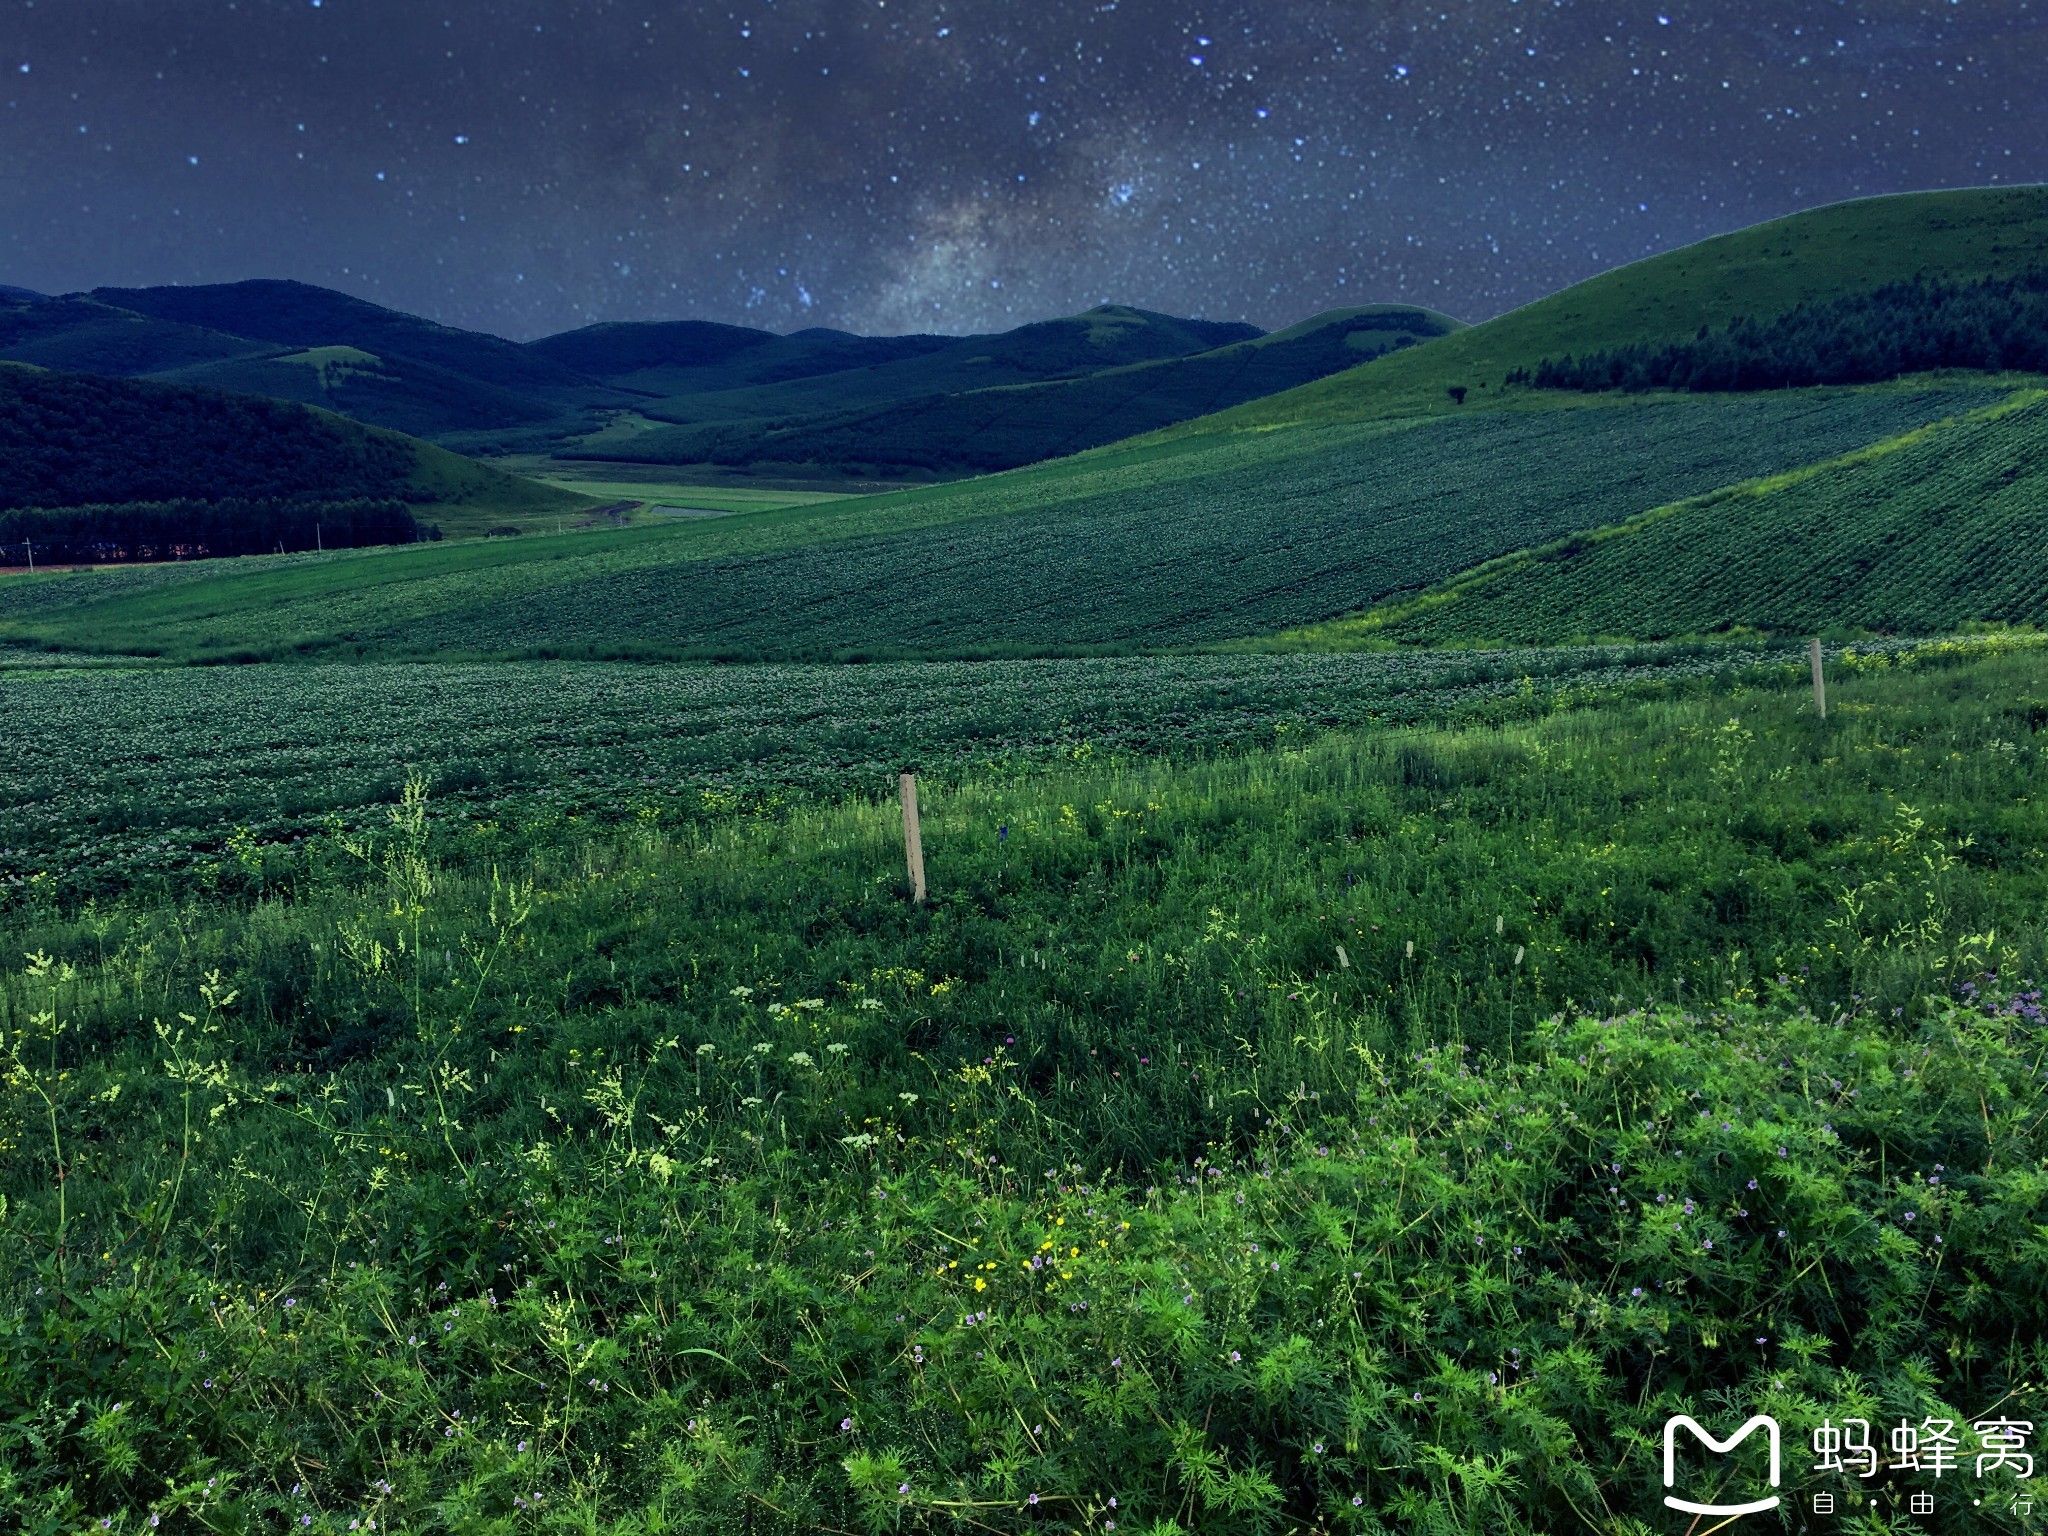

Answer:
[549,304,1276,461]
[1271,388,2048,648]
[150,345,575,437]
[590,306,1461,476]
[0,381,2003,659]
[0,294,274,375]
[72,280,632,437]
[89,280,602,399]
[1177,185,2048,432]
[536,305,1259,407]
[7,285,1380,475]
[0,364,589,542]
[0,283,632,438]
[524,319,956,393]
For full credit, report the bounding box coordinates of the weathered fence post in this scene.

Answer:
[1809,637,1827,719]
[899,770,927,904]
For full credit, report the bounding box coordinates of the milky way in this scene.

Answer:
[2,0,2042,339]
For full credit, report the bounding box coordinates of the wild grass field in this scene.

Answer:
[3,642,2045,1534]
[0,637,1915,901]
[0,384,2005,661]
[505,462,857,518]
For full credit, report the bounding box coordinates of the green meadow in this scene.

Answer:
[3,643,2045,1533]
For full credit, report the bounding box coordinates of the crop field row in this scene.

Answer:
[0,387,2000,662]
[285,387,2012,658]
[1338,391,2048,645]
[0,638,1919,899]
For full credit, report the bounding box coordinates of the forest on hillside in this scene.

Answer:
[1516,269,2048,393]
[0,368,420,509]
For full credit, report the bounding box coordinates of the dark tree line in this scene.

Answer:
[0,498,434,565]
[0,367,420,510]
[1509,270,2048,394]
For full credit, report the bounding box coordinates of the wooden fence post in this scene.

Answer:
[1809,637,1827,719]
[899,770,927,904]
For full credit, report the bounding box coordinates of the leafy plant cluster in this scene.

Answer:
[1513,270,2048,394]
[0,498,432,565]
[1,651,2045,1533]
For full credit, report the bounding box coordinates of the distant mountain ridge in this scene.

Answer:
[0,280,1432,478]
[90,279,597,395]
[583,304,1462,476]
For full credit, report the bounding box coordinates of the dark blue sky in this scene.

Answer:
[3,0,2042,338]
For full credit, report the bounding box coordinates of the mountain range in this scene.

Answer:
[0,279,1451,478]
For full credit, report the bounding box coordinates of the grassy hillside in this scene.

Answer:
[595,306,1461,476]
[1272,388,2048,648]
[90,280,602,398]
[152,345,575,436]
[11,285,1376,476]
[1176,186,2048,432]
[0,294,273,375]
[524,316,789,376]
[578,305,1269,442]
[4,644,2045,1532]
[13,191,2046,633]
[0,364,589,543]
[544,305,1258,405]
[65,280,640,440]
[0,383,1999,658]
[525,319,956,393]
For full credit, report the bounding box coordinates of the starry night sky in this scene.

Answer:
[3,1,2042,341]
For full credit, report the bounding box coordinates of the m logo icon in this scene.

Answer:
[1662,1415,1782,1518]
